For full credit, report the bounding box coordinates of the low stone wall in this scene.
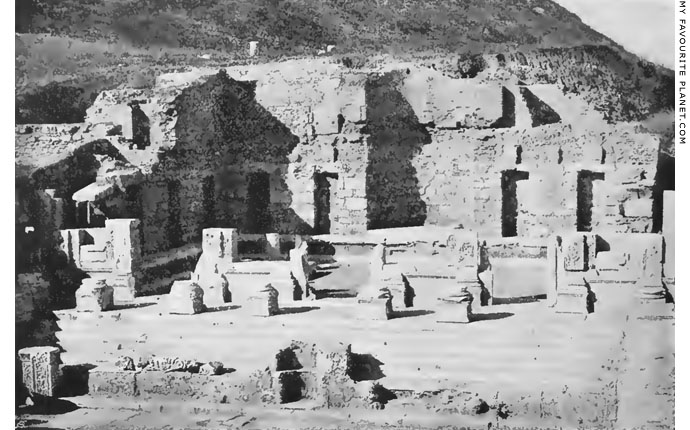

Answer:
[139,243,202,296]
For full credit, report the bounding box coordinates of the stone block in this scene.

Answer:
[115,356,136,371]
[105,275,137,303]
[199,362,224,376]
[167,281,205,315]
[202,228,239,262]
[106,218,142,276]
[357,292,393,321]
[640,234,663,284]
[563,235,586,271]
[136,371,237,402]
[435,291,473,323]
[76,279,114,311]
[554,283,590,314]
[18,346,61,397]
[289,243,311,291]
[144,356,200,372]
[201,274,231,307]
[88,369,139,397]
[321,350,362,408]
[447,233,478,268]
[245,284,280,317]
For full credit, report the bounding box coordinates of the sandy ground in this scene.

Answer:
[20,260,675,429]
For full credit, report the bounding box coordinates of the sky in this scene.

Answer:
[554,0,674,68]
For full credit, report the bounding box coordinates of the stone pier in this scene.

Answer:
[167,281,205,315]
[75,278,114,311]
[18,346,61,397]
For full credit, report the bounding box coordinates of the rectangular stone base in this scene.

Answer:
[88,369,241,402]
[434,300,471,323]
[105,276,137,303]
[356,299,390,321]
[89,369,139,397]
[555,284,588,314]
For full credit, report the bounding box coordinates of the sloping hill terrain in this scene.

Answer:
[18,0,610,51]
[16,0,673,130]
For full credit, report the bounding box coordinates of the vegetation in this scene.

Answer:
[15,0,673,131]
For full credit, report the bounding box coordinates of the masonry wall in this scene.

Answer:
[365,71,430,230]
[412,123,660,238]
[137,72,308,255]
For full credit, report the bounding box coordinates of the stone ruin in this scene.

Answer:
[13,58,674,428]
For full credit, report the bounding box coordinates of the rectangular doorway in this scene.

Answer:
[576,170,605,232]
[246,171,271,233]
[314,172,339,234]
[501,169,530,237]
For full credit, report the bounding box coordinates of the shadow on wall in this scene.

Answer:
[364,71,431,230]
[145,71,313,253]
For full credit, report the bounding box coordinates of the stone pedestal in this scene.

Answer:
[18,346,61,397]
[167,281,205,315]
[106,219,142,276]
[202,274,231,307]
[436,290,473,323]
[554,282,592,315]
[76,278,114,311]
[289,242,311,291]
[107,275,137,303]
[246,284,280,317]
[357,289,393,321]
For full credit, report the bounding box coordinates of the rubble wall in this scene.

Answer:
[137,73,309,255]
[413,123,659,238]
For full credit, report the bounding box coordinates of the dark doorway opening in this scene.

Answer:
[167,180,183,248]
[501,169,530,237]
[129,102,150,150]
[246,171,271,233]
[278,371,306,404]
[576,170,605,232]
[314,172,338,234]
[201,175,216,230]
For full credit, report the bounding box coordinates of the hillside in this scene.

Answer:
[16,0,673,128]
[18,0,612,52]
